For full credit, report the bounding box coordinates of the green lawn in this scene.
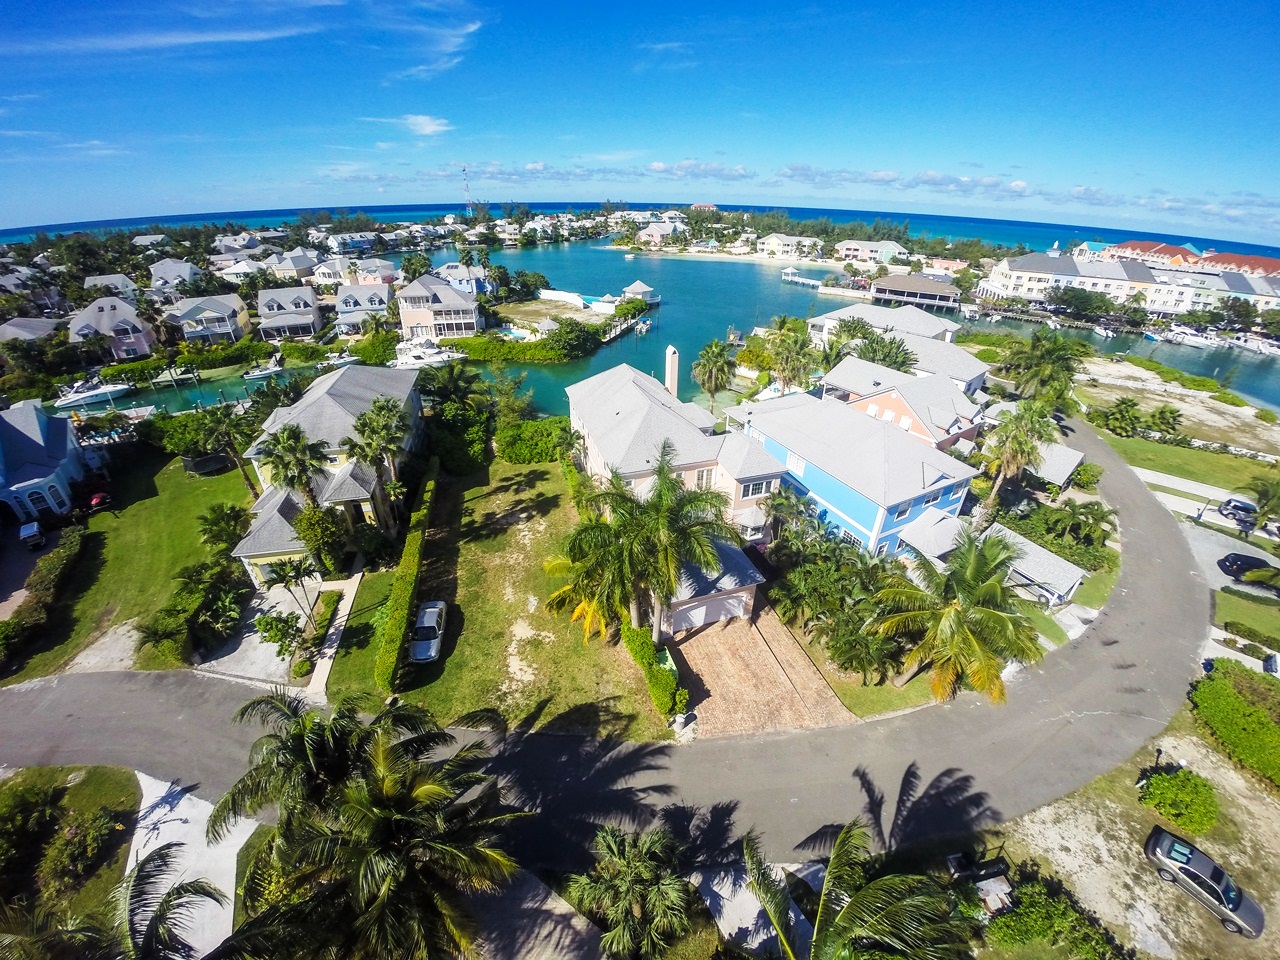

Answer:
[1213,589,1280,636]
[325,569,396,702]
[1100,433,1266,491]
[1073,563,1120,610]
[2,447,249,683]
[0,766,140,915]
[331,462,670,741]
[1026,607,1069,647]
[792,630,936,717]
[1145,482,1221,505]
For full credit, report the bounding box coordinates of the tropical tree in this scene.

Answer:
[1145,403,1183,434]
[264,557,319,631]
[0,842,226,960]
[200,404,261,498]
[399,252,432,282]
[568,826,692,960]
[854,331,916,373]
[198,502,250,558]
[691,339,737,414]
[544,510,642,639]
[341,395,409,483]
[255,423,327,506]
[772,328,815,393]
[1231,475,1280,532]
[418,360,488,410]
[999,329,1088,409]
[980,400,1059,522]
[1101,397,1144,437]
[744,821,976,960]
[1044,498,1118,546]
[870,528,1044,702]
[457,247,475,268]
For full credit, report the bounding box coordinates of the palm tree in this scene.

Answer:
[457,248,475,268]
[1045,498,1118,546]
[264,558,318,631]
[1145,403,1183,434]
[418,360,488,410]
[854,331,917,373]
[870,528,1044,702]
[1235,474,1280,531]
[691,339,737,414]
[764,485,809,543]
[980,400,1059,524]
[568,826,692,960]
[744,821,976,960]
[772,328,815,393]
[200,404,261,498]
[207,691,448,842]
[1103,397,1145,437]
[545,511,642,638]
[999,329,1088,408]
[255,423,327,506]
[198,502,250,558]
[0,843,226,960]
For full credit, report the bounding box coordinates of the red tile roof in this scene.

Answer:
[1109,240,1197,260]
[1195,252,1280,276]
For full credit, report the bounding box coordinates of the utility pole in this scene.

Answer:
[463,164,473,218]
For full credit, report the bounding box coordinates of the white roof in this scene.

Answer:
[895,332,989,384]
[812,302,959,340]
[1027,440,1085,488]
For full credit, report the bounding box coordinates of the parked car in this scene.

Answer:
[1219,498,1258,524]
[409,600,448,663]
[1144,827,1265,937]
[1218,553,1272,581]
[18,522,45,550]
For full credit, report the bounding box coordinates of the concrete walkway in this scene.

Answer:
[128,772,259,956]
[689,863,812,956]
[472,869,603,960]
[1132,467,1232,503]
[306,557,364,702]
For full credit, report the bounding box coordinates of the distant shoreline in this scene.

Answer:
[598,244,847,272]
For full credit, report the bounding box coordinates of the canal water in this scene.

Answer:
[65,243,1280,417]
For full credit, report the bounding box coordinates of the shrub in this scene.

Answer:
[352,522,398,569]
[1071,462,1104,492]
[0,782,57,898]
[279,341,329,364]
[0,526,86,669]
[620,625,690,717]
[974,347,1002,363]
[1256,408,1278,424]
[255,612,305,658]
[375,458,439,692]
[984,869,1128,960]
[37,809,117,900]
[291,658,314,679]
[1190,658,1280,787]
[311,590,342,640]
[495,416,569,464]
[1221,620,1280,653]
[1139,769,1219,834]
[1222,584,1280,606]
[996,508,1119,572]
[294,506,345,574]
[182,339,274,370]
[350,331,399,366]
[1213,391,1248,407]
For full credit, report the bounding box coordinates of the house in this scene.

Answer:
[1025,439,1085,489]
[622,280,661,305]
[256,287,321,340]
[148,258,203,293]
[67,297,156,358]
[311,258,355,286]
[871,275,961,310]
[0,400,86,522]
[83,274,139,301]
[0,316,61,345]
[833,240,907,263]
[726,393,977,556]
[821,358,981,450]
[756,234,819,259]
[433,262,492,296]
[334,284,392,334]
[635,222,686,247]
[566,360,787,544]
[899,507,1086,605]
[356,258,398,285]
[213,232,260,254]
[397,274,481,340]
[234,366,423,585]
[893,332,990,394]
[263,250,318,281]
[808,302,959,343]
[1194,252,1280,277]
[131,234,169,248]
[327,232,378,255]
[165,294,250,344]
[1100,240,1199,268]
[219,260,271,283]
[667,537,767,633]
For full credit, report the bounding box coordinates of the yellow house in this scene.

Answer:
[233,365,423,585]
[164,294,252,344]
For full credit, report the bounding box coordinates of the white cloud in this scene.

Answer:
[523,161,545,171]
[361,114,453,135]
[392,19,483,79]
[11,26,322,54]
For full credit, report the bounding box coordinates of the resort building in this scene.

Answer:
[725,393,977,556]
[1195,252,1280,277]
[327,232,378,255]
[397,274,481,340]
[334,284,392,335]
[233,366,423,585]
[67,297,156,359]
[820,358,982,451]
[164,294,251,345]
[148,258,203,294]
[256,287,322,340]
[756,234,820,258]
[433,262,493,296]
[808,302,960,343]
[1097,240,1199,267]
[870,274,962,310]
[0,399,86,522]
[833,239,908,263]
[83,274,139,301]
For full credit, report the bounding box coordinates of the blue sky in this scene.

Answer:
[2,1,1278,242]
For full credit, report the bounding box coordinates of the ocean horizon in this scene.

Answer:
[1,201,1277,258]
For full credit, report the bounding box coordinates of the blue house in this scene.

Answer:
[727,394,977,556]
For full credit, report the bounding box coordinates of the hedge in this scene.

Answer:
[1190,658,1280,787]
[310,590,343,641]
[185,340,276,370]
[1222,584,1280,606]
[620,624,689,716]
[441,335,571,364]
[374,457,440,692]
[350,331,399,366]
[280,341,330,365]
[0,525,86,669]
[1221,620,1280,654]
[995,510,1119,572]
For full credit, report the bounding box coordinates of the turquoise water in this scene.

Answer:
[55,369,304,415]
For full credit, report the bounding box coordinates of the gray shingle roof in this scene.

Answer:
[812,302,959,340]
[0,399,76,485]
[318,459,379,503]
[398,274,478,310]
[872,274,960,297]
[895,332,989,384]
[68,297,143,341]
[672,538,765,603]
[886,375,981,441]
[0,316,60,341]
[336,284,391,313]
[232,486,306,558]
[83,274,136,294]
[821,355,918,396]
[249,365,418,455]
[715,431,786,481]
[722,391,820,426]
[149,259,201,284]
[257,287,316,315]
[744,397,977,507]
[1027,440,1085,488]
[167,294,244,326]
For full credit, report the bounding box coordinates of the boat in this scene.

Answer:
[635,320,651,335]
[1045,319,1061,330]
[1143,330,1165,342]
[1166,324,1222,349]
[1093,325,1116,339]
[316,350,360,371]
[53,378,134,409]
[242,354,284,379]
[386,338,468,369]
[624,253,637,260]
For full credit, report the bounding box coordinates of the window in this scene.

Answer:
[840,530,863,549]
[1178,868,1224,904]
[899,416,913,431]
[695,467,715,488]
[881,408,895,421]
[876,542,889,557]
[865,403,879,417]
[48,485,67,511]
[785,451,806,476]
[923,490,941,506]
[27,490,50,514]
[894,504,910,521]
[741,479,772,499]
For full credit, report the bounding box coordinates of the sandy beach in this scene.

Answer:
[597,244,916,275]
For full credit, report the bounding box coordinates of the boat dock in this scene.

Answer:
[780,267,820,288]
[150,366,202,389]
[601,311,652,343]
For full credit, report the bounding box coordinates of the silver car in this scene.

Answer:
[409,600,447,663]
[1145,827,1265,938]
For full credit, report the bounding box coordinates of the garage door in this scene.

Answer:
[670,591,750,633]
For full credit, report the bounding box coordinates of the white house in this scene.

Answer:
[0,400,86,522]
[808,302,960,344]
[756,234,820,259]
[311,258,355,286]
[257,287,321,339]
[148,258,202,292]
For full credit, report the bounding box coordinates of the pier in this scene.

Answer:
[600,311,652,343]
[780,267,821,288]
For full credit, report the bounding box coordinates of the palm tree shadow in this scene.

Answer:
[658,801,753,919]
[488,698,675,873]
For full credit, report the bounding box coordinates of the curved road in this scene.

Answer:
[0,423,1210,861]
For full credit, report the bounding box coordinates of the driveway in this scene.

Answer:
[0,529,60,619]
[0,422,1214,864]
[196,579,321,684]
[1178,519,1277,595]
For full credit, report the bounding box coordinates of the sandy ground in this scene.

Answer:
[65,619,140,673]
[599,245,919,275]
[493,300,594,326]
[1077,358,1280,455]
[1006,729,1280,959]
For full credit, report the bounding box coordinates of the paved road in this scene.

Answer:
[0,422,1211,862]
[1180,520,1277,595]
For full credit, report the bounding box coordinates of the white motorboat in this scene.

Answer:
[242,354,284,379]
[387,340,468,369]
[53,378,134,409]
[1165,325,1221,349]
[624,253,637,260]
[316,350,360,371]
[635,320,651,335]
[1093,325,1116,339]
